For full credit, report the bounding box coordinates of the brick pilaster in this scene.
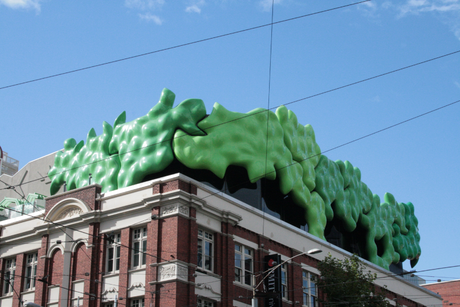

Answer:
[118,227,131,302]
[146,206,161,307]
[12,254,23,307]
[35,234,49,306]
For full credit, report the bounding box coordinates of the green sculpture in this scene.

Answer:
[48,88,421,270]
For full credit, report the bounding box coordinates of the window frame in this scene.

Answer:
[106,233,121,274]
[302,270,318,307]
[130,297,144,307]
[131,227,147,269]
[197,297,214,307]
[234,243,254,286]
[281,263,288,300]
[197,229,214,272]
[3,257,16,295]
[24,252,38,291]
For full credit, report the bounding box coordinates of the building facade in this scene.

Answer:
[422,280,460,307]
[0,173,441,307]
[0,89,440,307]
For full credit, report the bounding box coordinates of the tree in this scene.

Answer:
[316,254,393,307]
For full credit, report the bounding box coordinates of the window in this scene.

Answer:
[234,243,253,286]
[131,298,144,307]
[132,227,147,268]
[24,252,38,290]
[3,257,16,295]
[106,233,121,273]
[281,263,288,300]
[197,298,214,307]
[302,271,317,307]
[197,229,213,271]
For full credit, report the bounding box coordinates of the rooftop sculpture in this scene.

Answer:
[48,88,421,270]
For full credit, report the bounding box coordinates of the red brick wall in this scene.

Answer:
[423,281,460,307]
[118,227,131,302]
[45,184,101,215]
[35,234,50,306]
[49,249,63,286]
[72,243,88,281]
[12,254,24,307]
[152,179,197,195]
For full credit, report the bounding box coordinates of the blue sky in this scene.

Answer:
[1,0,459,284]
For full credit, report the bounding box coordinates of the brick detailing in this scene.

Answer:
[72,243,88,281]
[147,203,198,307]
[69,242,96,307]
[49,249,63,286]
[152,179,197,195]
[88,223,101,307]
[220,222,235,307]
[45,184,101,215]
[145,206,161,307]
[12,254,25,307]
[423,281,460,307]
[49,249,63,304]
[118,227,131,303]
[35,234,50,306]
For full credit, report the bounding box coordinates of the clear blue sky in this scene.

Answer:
[1,0,459,283]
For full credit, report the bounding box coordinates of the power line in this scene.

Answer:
[1,47,459,193]
[0,0,369,91]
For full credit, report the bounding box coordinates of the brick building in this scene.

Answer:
[0,90,443,307]
[0,171,441,307]
[422,280,460,307]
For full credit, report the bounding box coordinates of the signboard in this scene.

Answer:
[263,254,282,307]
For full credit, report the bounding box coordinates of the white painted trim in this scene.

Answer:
[233,236,258,250]
[47,244,64,258]
[45,198,90,222]
[300,263,320,275]
[70,239,89,253]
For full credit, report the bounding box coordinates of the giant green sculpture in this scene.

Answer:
[48,88,421,270]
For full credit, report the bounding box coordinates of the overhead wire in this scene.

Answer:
[0,0,370,91]
[1,0,459,304]
[1,48,459,193]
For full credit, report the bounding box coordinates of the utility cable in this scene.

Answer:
[1,47,459,193]
[0,0,369,91]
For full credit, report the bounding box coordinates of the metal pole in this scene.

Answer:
[252,273,258,307]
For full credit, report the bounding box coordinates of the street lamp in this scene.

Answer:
[252,248,322,307]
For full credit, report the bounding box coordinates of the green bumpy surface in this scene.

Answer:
[48,88,421,270]
[49,88,206,194]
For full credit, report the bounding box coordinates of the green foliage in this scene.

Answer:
[317,254,392,307]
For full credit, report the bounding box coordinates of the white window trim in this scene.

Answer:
[234,243,254,286]
[131,227,147,269]
[281,263,288,300]
[3,257,16,295]
[302,270,318,307]
[197,297,214,307]
[106,233,121,274]
[197,229,214,272]
[24,252,38,291]
[130,297,144,307]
